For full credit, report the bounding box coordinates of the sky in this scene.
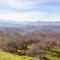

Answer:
[0,0,60,22]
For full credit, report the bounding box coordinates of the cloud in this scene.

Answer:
[0,0,46,9]
[0,11,60,22]
[0,11,47,21]
[45,0,60,6]
[0,0,60,22]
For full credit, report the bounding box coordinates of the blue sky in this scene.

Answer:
[0,0,60,22]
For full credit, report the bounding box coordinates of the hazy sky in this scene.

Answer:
[0,0,60,22]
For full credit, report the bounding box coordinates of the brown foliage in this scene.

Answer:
[0,31,60,56]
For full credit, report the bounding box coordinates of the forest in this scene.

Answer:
[0,31,60,60]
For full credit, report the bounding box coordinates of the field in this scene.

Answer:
[0,51,39,60]
[45,47,60,60]
[0,47,60,60]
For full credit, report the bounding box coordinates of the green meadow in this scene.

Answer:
[0,51,39,60]
[0,47,60,60]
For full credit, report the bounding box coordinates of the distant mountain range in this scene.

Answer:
[0,20,60,33]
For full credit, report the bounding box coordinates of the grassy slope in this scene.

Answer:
[0,51,39,60]
[0,47,60,60]
[45,47,60,60]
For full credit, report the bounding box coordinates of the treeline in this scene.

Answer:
[0,31,60,58]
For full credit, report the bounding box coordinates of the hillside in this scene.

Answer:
[0,20,60,33]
